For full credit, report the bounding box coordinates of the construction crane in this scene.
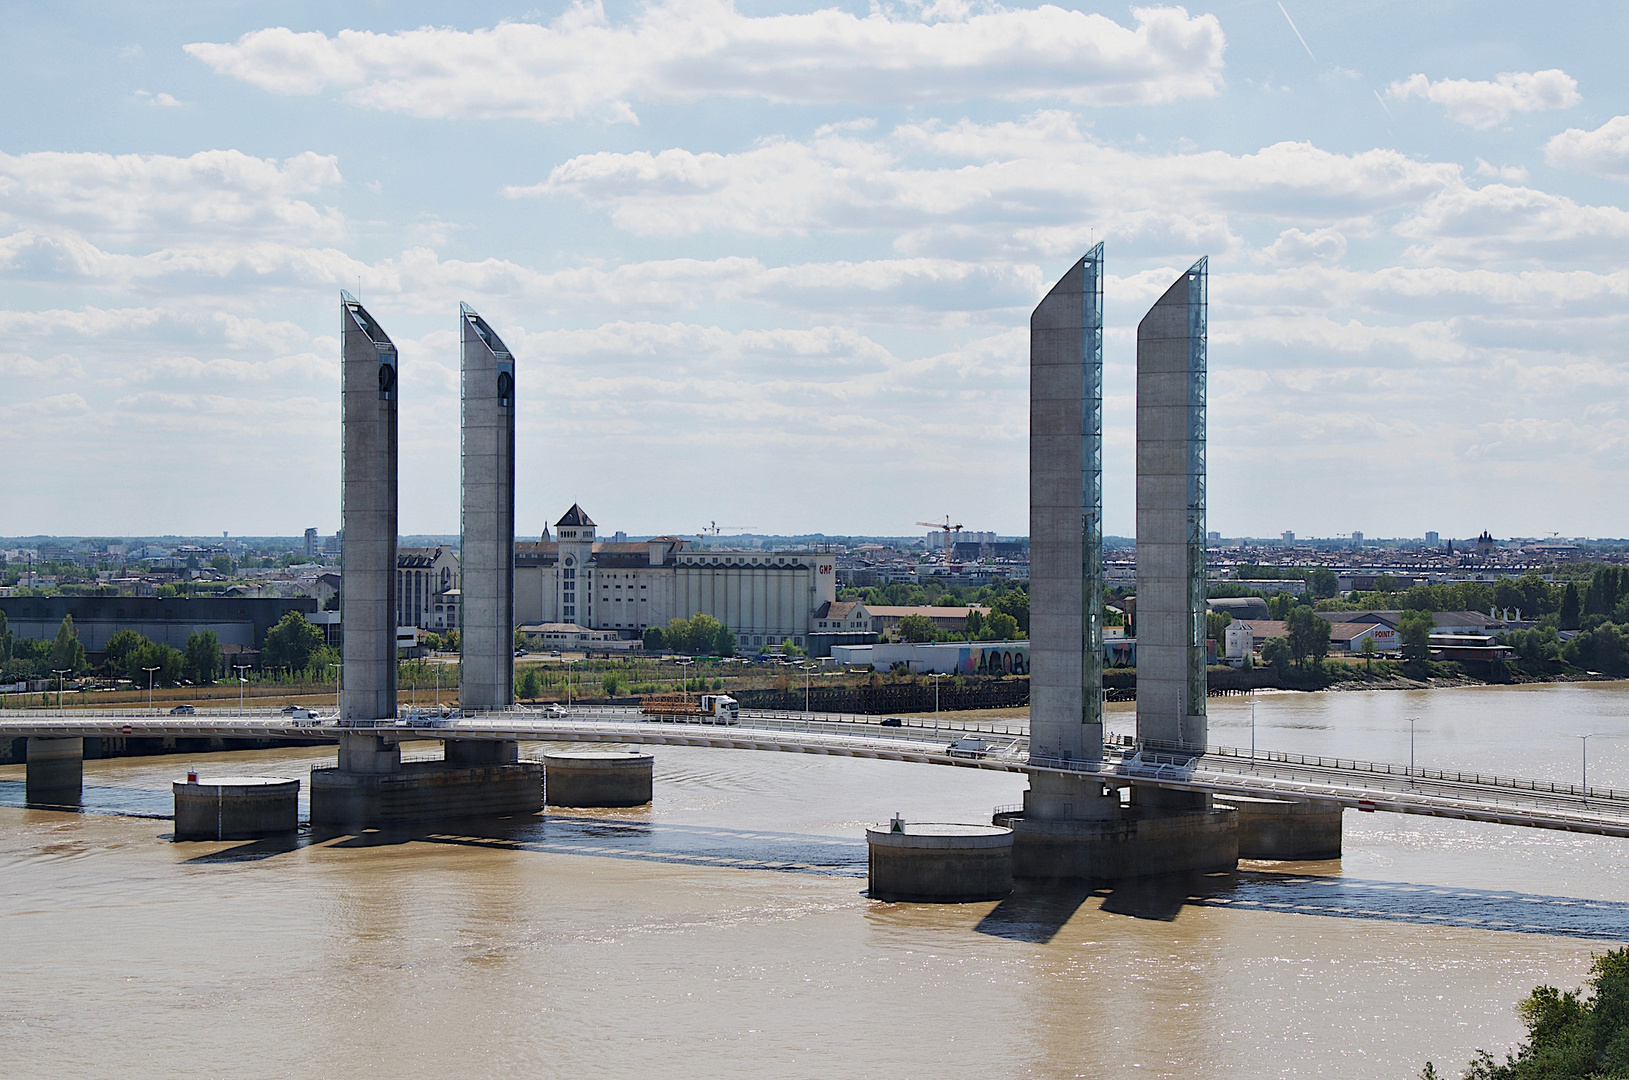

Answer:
[916,516,963,564]
[697,522,759,545]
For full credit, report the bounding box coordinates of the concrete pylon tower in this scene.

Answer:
[339,291,398,723]
[458,303,516,711]
[1026,244,1107,818]
[1134,258,1208,751]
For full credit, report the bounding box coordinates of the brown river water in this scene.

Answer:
[2,681,1627,1079]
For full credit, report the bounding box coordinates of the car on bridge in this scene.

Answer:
[169,704,196,715]
[946,737,988,759]
[544,704,568,717]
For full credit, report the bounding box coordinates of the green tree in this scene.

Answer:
[0,608,10,666]
[47,615,87,674]
[1399,610,1435,665]
[897,614,938,643]
[1422,946,1629,1079]
[1260,636,1291,671]
[601,672,624,698]
[965,608,985,638]
[261,612,324,671]
[1205,610,1232,642]
[1285,608,1327,668]
[183,630,222,685]
[210,554,233,573]
[1308,568,1339,600]
[1268,592,1298,620]
[643,626,666,652]
[103,628,146,676]
[1562,624,1629,674]
[131,640,184,686]
[986,612,1019,641]
[1360,636,1376,672]
[1560,582,1583,630]
[988,588,1030,633]
[516,667,541,700]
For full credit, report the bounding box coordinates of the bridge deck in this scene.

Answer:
[4,708,1629,838]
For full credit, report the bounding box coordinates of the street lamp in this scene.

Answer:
[1575,733,1627,792]
[565,657,581,710]
[1250,691,1257,764]
[143,665,161,712]
[235,664,250,712]
[52,668,71,716]
[676,658,694,704]
[1406,716,1419,775]
[929,672,947,730]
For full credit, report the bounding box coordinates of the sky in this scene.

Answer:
[1,1,1626,542]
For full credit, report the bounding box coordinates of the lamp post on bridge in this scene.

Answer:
[234,664,250,713]
[143,666,160,713]
[928,672,947,731]
[676,658,694,705]
[565,657,581,710]
[53,669,71,716]
[1576,733,1628,793]
[1406,716,1419,776]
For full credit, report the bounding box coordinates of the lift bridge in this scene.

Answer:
[4,707,1629,839]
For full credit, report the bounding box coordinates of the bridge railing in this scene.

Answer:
[1129,739,1629,807]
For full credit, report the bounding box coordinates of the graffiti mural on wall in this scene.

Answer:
[962,644,1029,676]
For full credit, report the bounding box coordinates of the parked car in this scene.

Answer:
[169,704,196,715]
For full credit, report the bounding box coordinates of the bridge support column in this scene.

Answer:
[445,739,519,766]
[25,737,82,807]
[174,777,300,840]
[311,734,541,831]
[544,751,653,808]
[867,822,1013,902]
[1215,795,1342,861]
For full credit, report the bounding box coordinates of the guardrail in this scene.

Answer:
[1134,740,1627,803]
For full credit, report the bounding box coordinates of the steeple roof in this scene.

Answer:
[556,504,595,528]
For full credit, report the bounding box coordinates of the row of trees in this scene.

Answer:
[1,611,342,687]
[642,614,737,656]
[895,609,1021,643]
[103,627,223,687]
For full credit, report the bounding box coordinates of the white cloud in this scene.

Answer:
[135,90,184,107]
[1397,184,1629,265]
[1545,115,1629,179]
[185,2,1226,123]
[1387,69,1580,129]
[524,113,1459,248]
[0,150,344,243]
[1474,158,1529,183]
[1253,226,1347,264]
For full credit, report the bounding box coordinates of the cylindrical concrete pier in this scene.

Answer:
[173,776,300,840]
[25,737,83,807]
[544,751,654,808]
[1215,795,1342,861]
[866,822,1013,902]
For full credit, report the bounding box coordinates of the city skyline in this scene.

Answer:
[2,3,1626,540]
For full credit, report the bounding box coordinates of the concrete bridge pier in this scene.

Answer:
[998,773,1238,883]
[1215,795,1343,861]
[311,733,542,830]
[25,737,82,807]
[544,751,653,808]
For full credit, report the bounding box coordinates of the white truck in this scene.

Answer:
[641,694,740,725]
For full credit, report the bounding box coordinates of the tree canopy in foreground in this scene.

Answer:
[1424,947,1629,1079]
